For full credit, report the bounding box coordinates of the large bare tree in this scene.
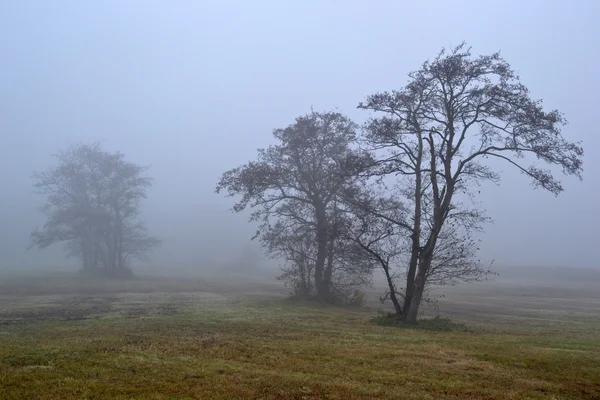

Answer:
[30,143,160,277]
[358,43,583,321]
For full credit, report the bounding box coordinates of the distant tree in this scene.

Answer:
[30,143,160,278]
[358,43,583,321]
[216,111,372,302]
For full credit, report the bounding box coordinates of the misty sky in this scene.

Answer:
[0,0,598,270]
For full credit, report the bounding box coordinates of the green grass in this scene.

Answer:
[0,272,599,399]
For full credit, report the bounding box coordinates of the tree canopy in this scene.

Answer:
[217,111,372,302]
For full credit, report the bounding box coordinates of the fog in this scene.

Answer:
[0,0,598,271]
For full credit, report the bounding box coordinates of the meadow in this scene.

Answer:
[0,266,599,399]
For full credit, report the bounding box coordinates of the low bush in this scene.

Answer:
[373,312,470,332]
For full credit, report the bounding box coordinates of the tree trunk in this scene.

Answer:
[403,127,424,317]
[405,128,454,321]
[314,204,329,302]
[402,233,421,317]
[322,197,338,302]
[314,238,327,300]
[323,234,335,301]
[382,263,403,317]
[405,260,427,322]
[406,228,440,322]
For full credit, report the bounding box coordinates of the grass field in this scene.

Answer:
[0,267,599,399]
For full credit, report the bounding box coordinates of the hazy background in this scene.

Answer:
[0,0,598,272]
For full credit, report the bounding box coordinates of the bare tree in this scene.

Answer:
[216,111,371,302]
[30,143,160,277]
[359,43,583,321]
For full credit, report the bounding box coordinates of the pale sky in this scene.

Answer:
[0,0,598,270]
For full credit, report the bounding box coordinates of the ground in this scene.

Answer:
[0,267,599,399]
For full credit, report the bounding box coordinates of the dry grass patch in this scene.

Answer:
[0,294,598,399]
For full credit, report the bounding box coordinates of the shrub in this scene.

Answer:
[344,289,367,308]
[373,311,469,332]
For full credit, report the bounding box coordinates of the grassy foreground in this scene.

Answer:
[0,272,599,399]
